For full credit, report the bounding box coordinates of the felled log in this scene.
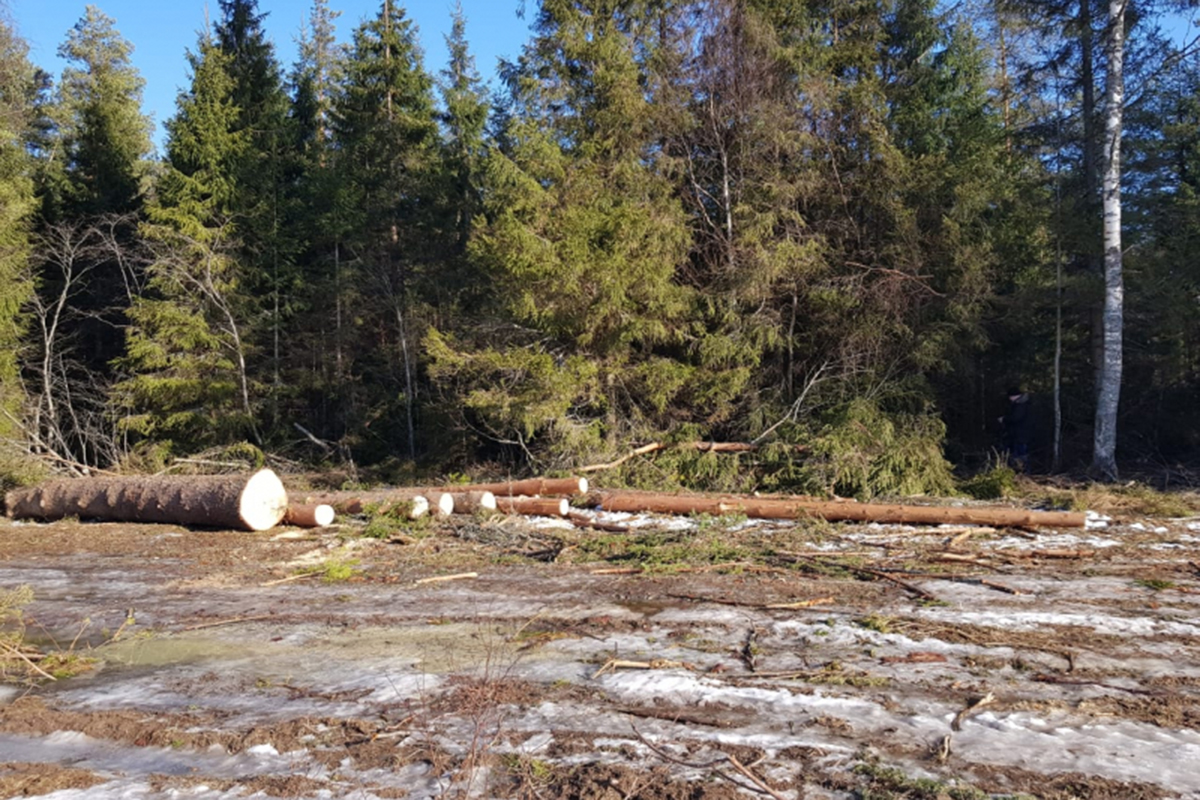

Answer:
[283,503,335,528]
[299,489,443,519]
[494,496,569,516]
[5,469,289,531]
[453,477,587,497]
[443,490,496,513]
[591,491,1086,529]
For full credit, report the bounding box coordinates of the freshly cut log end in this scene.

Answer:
[427,492,456,516]
[443,491,495,513]
[284,503,335,528]
[239,470,290,531]
[5,469,289,532]
[298,489,435,519]
[408,496,430,519]
[495,496,569,517]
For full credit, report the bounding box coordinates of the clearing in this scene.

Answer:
[1,496,1199,799]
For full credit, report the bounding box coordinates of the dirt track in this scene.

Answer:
[1,505,1199,798]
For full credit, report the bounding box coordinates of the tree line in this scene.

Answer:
[0,0,1197,496]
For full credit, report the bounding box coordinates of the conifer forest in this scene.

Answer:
[2,0,1199,496]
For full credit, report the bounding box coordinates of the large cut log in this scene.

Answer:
[5,469,289,531]
[283,503,335,528]
[299,489,446,519]
[454,477,587,497]
[494,496,569,517]
[591,491,1086,529]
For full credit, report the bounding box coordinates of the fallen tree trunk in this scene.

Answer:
[6,469,289,531]
[494,496,569,517]
[298,490,441,519]
[591,491,1085,529]
[580,442,807,473]
[455,477,587,497]
[283,503,335,528]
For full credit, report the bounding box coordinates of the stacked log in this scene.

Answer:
[5,469,289,532]
[455,477,587,497]
[299,489,446,519]
[493,496,569,517]
[283,503,336,528]
[441,491,497,513]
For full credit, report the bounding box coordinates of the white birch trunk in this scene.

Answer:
[1092,0,1125,480]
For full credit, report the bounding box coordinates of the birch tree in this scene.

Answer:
[1092,0,1126,479]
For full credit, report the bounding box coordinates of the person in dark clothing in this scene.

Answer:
[999,386,1032,471]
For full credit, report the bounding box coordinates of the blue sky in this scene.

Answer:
[10,1,1198,154]
[10,0,533,151]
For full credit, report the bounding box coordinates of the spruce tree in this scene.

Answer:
[290,0,343,160]
[114,36,257,456]
[52,5,152,217]
[428,0,694,467]
[438,4,489,256]
[284,0,347,441]
[332,0,440,461]
[0,8,38,481]
[215,0,292,430]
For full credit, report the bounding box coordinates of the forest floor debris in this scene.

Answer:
[1,496,1199,798]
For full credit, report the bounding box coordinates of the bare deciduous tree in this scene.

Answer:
[17,214,145,473]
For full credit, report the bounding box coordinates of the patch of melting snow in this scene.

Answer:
[570,668,1200,794]
[993,531,1123,551]
[0,730,437,799]
[0,730,312,778]
[1086,510,1112,529]
[957,711,1200,792]
[526,516,574,530]
[915,607,1200,637]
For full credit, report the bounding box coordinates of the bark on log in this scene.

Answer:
[591,491,1085,529]
[454,477,587,497]
[423,492,457,516]
[5,470,289,531]
[283,503,335,528]
[299,490,435,519]
[494,496,569,517]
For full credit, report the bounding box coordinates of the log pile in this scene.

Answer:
[3,471,1085,531]
[453,477,587,497]
[297,489,453,518]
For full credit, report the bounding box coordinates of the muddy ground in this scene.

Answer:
[1,498,1199,799]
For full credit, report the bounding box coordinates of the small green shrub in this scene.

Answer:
[361,501,431,539]
[783,398,955,500]
[960,465,1018,500]
[1134,578,1175,591]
